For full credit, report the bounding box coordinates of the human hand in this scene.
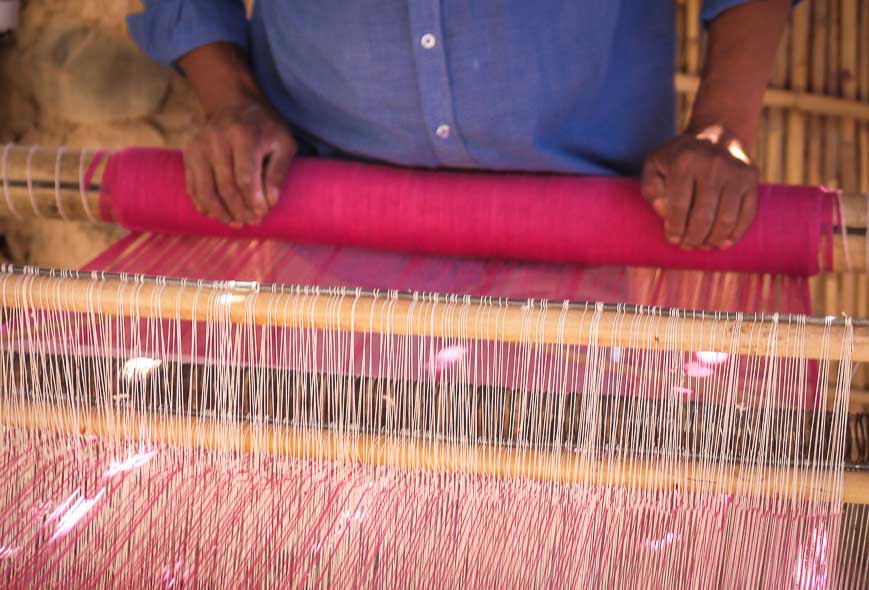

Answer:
[183,97,297,227]
[641,125,758,250]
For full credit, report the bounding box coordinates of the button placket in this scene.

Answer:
[407,1,476,168]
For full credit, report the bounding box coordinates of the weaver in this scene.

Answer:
[0,144,867,587]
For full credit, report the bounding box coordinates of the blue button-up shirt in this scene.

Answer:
[129,1,750,176]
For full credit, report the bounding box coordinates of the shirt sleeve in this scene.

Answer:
[701,0,800,27]
[126,0,248,66]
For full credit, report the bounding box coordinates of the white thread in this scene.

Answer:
[53,146,69,221]
[1,143,21,219]
[25,144,42,217]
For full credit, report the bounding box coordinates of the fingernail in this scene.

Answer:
[267,187,279,206]
[721,240,734,249]
[667,236,680,245]
[652,199,666,216]
[229,221,242,230]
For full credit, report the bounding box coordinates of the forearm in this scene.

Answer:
[178,42,265,115]
[688,0,791,150]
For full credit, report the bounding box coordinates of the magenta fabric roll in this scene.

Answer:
[100,147,834,275]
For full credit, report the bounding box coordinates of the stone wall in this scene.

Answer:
[0,0,202,268]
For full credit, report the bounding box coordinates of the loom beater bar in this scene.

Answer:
[0,266,865,361]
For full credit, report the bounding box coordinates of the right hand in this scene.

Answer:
[183,97,297,227]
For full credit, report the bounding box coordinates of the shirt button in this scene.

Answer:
[420,33,437,49]
[435,124,450,139]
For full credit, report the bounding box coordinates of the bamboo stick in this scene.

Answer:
[827,0,841,98]
[811,0,829,94]
[766,29,790,184]
[685,0,702,76]
[786,3,809,185]
[767,109,785,183]
[861,0,869,103]
[755,109,769,174]
[840,0,859,193]
[674,74,869,122]
[0,269,865,362]
[807,115,824,186]
[4,399,865,504]
[838,0,862,388]
[841,0,858,102]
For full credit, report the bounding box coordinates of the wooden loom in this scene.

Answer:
[1,144,869,586]
[1,144,868,476]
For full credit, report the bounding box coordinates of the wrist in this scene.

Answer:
[686,94,758,155]
[178,42,266,116]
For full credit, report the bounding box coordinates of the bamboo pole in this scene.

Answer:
[861,0,869,103]
[0,268,865,362]
[811,0,829,95]
[824,0,842,191]
[786,3,809,186]
[4,399,865,504]
[840,0,859,193]
[766,30,790,184]
[684,0,702,77]
[858,0,869,390]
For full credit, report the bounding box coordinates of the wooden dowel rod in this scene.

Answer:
[0,144,106,222]
[2,144,866,230]
[1,270,866,362]
[675,73,869,122]
[1,145,866,273]
[5,400,866,504]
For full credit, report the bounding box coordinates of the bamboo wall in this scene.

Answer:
[676,0,869,388]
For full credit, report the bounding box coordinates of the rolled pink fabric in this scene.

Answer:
[100,147,834,275]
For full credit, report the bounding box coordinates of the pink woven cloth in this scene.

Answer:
[78,234,817,407]
[99,147,835,276]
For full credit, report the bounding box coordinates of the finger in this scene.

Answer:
[703,182,742,249]
[729,182,758,245]
[682,176,721,249]
[182,148,205,216]
[188,152,232,225]
[208,140,250,225]
[640,158,666,218]
[230,132,268,220]
[264,137,296,207]
[662,164,694,244]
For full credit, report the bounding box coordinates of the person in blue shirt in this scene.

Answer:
[128,1,791,250]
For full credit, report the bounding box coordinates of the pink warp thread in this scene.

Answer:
[100,147,833,276]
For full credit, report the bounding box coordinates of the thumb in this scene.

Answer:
[640,157,667,218]
[263,138,296,207]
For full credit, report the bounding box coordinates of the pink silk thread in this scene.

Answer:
[99,147,834,276]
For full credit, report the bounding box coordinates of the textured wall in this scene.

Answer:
[0,0,201,267]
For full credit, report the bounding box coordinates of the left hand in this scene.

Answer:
[641,125,759,250]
